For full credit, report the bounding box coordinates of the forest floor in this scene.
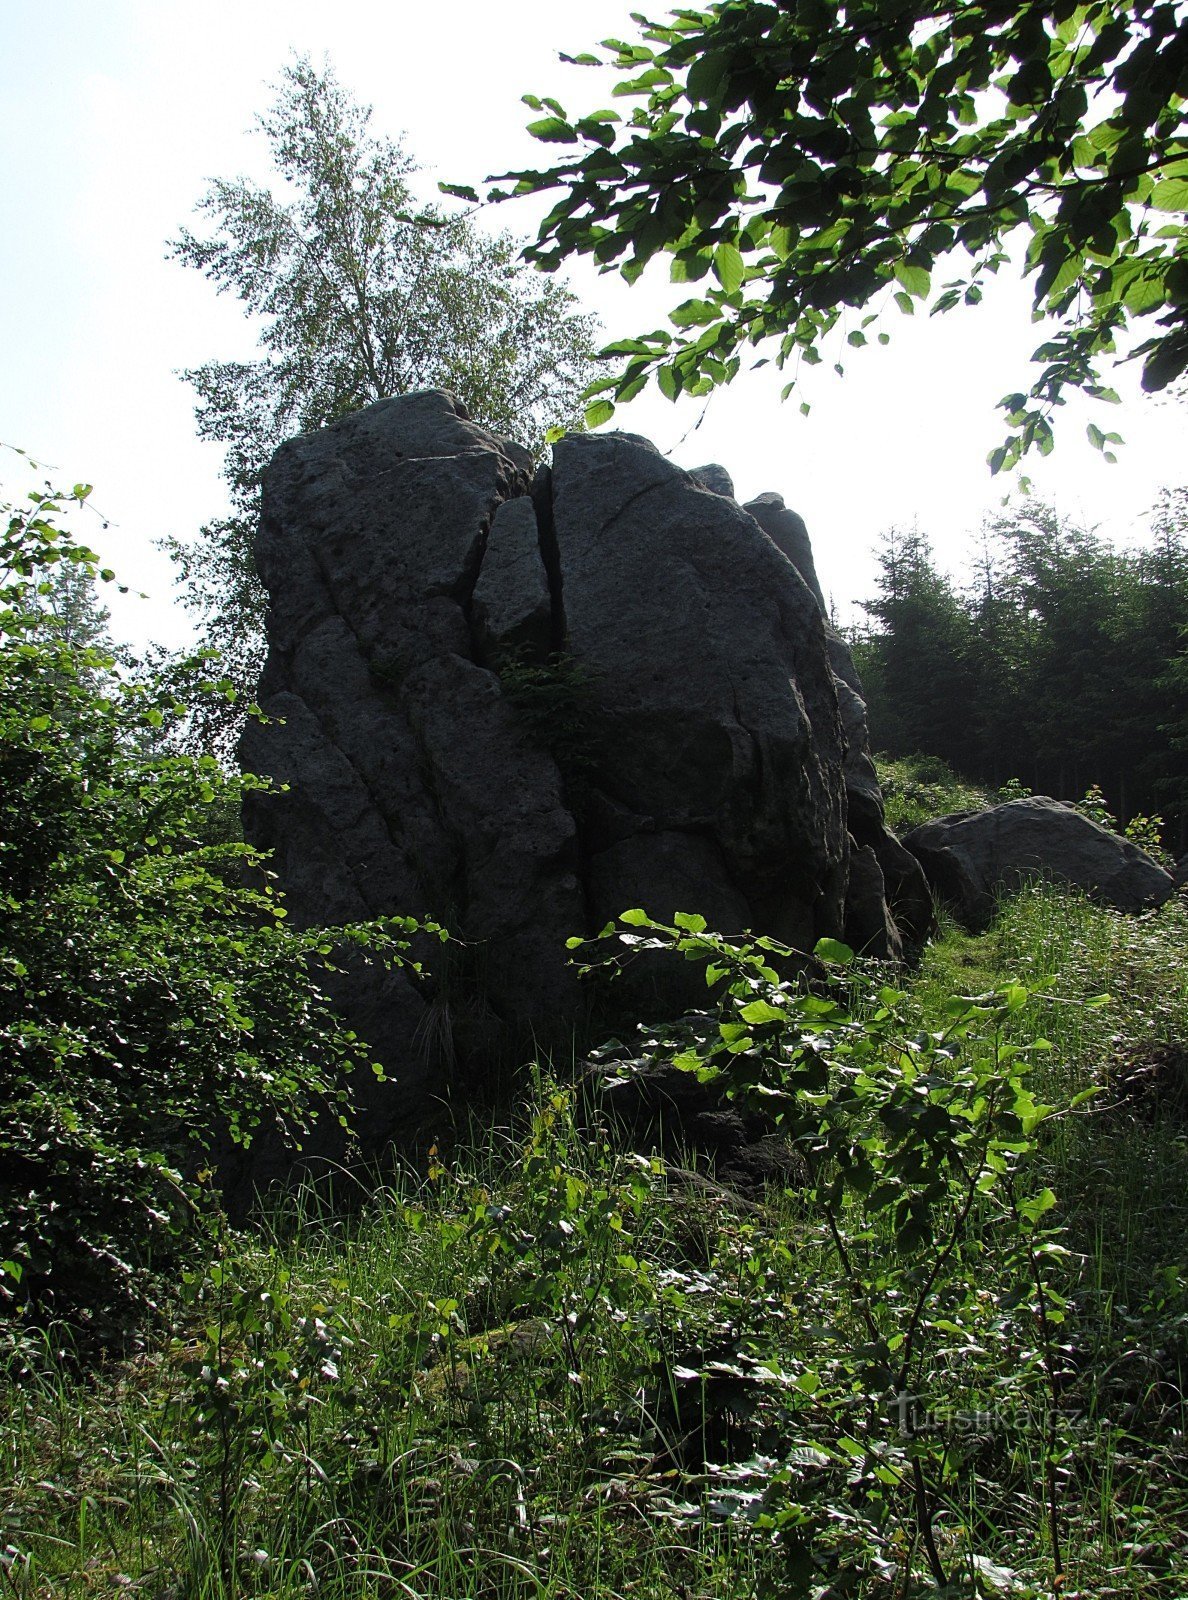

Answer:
[4,846,1187,1597]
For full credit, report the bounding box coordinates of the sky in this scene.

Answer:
[1,0,1184,650]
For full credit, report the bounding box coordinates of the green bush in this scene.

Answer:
[875,752,1006,832]
[571,910,1077,1591]
[0,482,438,1342]
[1075,783,1174,867]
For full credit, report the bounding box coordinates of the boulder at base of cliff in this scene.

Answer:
[903,796,1176,931]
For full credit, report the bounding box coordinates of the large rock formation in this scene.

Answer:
[904,797,1177,930]
[242,392,923,1140]
[738,489,933,957]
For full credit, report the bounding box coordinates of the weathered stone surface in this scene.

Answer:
[745,492,827,615]
[830,654,885,829]
[551,431,848,949]
[689,463,736,498]
[472,494,554,657]
[244,392,917,1143]
[904,796,1176,930]
[870,825,937,947]
[586,832,754,937]
[844,840,902,962]
[242,392,585,1143]
[743,489,932,952]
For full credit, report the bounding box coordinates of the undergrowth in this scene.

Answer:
[874,754,1012,834]
[2,888,1187,1598]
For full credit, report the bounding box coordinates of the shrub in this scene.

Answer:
[875,752,1005,832]
[571,910,1079,1592]
[0,480,439,1342]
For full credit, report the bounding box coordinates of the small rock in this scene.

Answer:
[689,462,735,498]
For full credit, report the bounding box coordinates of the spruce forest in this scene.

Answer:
[853,495,1188,848]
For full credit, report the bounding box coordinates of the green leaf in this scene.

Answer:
[673,911,707,932]
[685,50,728,104]
[657,363,681,400]
[814,937,855,966]
[1150,177,1188,212]
[739,999,786,1025]
[1018,1187,1057,1224]
[893,262,930,299]
[584,398,616,429]
[527,116,578,144]
[712,241,745,294]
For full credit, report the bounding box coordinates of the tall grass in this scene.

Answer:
[3,887,1187,1598]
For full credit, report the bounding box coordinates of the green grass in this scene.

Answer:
[3,888,1188,1598]
[915,889,1188,1595]
[873,753,1011,834]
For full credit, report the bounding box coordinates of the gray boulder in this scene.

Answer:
[241,392,586,1146]
[242,392,908,1144]
[745,492,827,615]
[689,463,736,498]
[903,796,1176,930]
[551,430,848,949]
[471,494,554,657]
[844,840,903,959]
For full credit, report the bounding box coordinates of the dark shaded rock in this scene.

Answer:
[583,1051,801,1194]
[830,651,885,830]
[744,492,826,614]
[587,832,754,937]
[1175,853,1188,890]
[689,462,735,498]
[243,393,912,1150]
[242,392,585,1144]
[870,825,936,946]
[844,839,902,961]
[471,495,553,657]
[744,490,933,953]
[903,796,1176,931]
[551,431,848,948]
[832,657,932,950]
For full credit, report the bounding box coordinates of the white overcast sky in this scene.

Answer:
[1,0,1184,648]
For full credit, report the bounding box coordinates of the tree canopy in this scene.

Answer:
[170,57,599,742]
[851,496,1188,844]
[473,0,1188,469]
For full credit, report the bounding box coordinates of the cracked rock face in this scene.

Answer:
[742,491,934,957]
[242,391,915,1144]
[550,431,847,948]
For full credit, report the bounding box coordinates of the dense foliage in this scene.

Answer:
[0,481,435,1340]
[852,493,1188,846]
[468,0,1187,467]
[5,889,1187,1596]
[170,56,599,746]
